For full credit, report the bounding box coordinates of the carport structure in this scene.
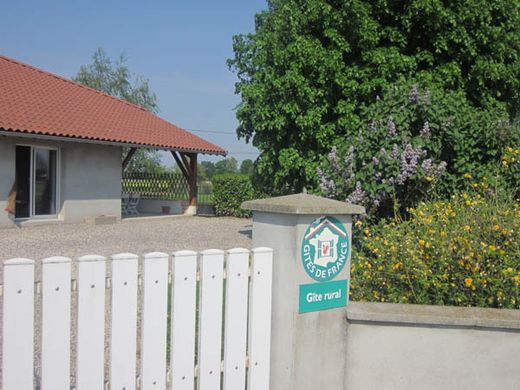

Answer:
[0,55,227,226]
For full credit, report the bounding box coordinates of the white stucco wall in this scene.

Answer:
[345,302,520,390]
[0,136,122,228]
[60,141,122,223]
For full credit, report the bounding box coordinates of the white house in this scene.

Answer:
[0,55,226,228]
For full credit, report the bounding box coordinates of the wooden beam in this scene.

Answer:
[179,152,191,173]
[170,151,189,180]
[187,153,198,208]
[122,148,137,171]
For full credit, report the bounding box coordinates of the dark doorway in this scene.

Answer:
[15,145,58,218]
[15,146,31,218]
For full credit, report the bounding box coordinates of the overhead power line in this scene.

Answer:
[181,128,258,155]
[186,128,237,135]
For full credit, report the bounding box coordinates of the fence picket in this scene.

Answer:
[41,257,71,390]
[1,246,274,390]
[76,255,106,390]
[198,249,225,390]
[141,252,169,390]
[247,248,273,390]
[170,250,198,390]
[110,253,139,390]
[2,258,35,390]
[223,248,250,390]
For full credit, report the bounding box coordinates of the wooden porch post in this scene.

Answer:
[187,153,198,215]
[170,151,189,179]
[172,150,198,216]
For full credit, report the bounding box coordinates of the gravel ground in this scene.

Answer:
[0,215,252,263]
[0,216,252,388]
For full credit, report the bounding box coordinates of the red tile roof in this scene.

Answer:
[0,55,227,155]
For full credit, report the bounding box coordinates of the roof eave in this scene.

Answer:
[0,129,228,156]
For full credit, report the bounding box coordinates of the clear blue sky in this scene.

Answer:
[2,0,267,164]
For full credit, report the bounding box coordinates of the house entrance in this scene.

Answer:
[15,145,58,219]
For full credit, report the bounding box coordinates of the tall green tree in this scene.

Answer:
[240,159,255,177]
[215,157,239,175]
[200,161,217,180]
[229,0,520,193]
[74,48,165,174]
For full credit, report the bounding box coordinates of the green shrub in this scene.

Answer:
[212,174,254,218]
[501,146,520,197]
[350,184,520,309]
[318,82,519,219]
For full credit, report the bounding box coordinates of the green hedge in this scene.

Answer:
[212,174,254,218]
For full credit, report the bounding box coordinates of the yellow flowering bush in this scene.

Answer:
[501,146,520,196]
[350,187,520,308]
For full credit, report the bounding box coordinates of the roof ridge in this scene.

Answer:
[0,54,149,113]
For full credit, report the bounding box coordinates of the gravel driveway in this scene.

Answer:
[0,216,252,263]
[0,216,252,388]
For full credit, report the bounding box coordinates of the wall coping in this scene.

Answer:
[242,193,365,215]
[347,301,520,330]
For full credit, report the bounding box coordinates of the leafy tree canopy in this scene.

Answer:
[74,48,158,112]
[215,157,239,175]
[200,161,217,181]
[74,48,164,174]
[198,158,240,180]
[229,0,520,193]
[125,149,170,175]
[240,159,255,177]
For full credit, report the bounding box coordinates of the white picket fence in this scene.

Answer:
[1,247,273,390]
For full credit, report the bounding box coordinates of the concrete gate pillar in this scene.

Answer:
[242,194,364,390]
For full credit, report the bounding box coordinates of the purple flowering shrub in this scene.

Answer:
[317,82,517,218]
[317,126,446,217]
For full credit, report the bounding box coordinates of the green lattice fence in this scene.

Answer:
[198,181,213,204]
[122,173,213,203]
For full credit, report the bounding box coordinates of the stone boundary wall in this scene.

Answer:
[345,302,520,390]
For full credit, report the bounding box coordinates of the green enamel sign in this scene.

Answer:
[301,216,350,282]
[299,279,348,313]
[299,216,351,313]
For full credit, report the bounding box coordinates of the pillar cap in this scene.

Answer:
[242,193,365,215]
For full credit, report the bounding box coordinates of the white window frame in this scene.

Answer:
[15,144,61,220]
